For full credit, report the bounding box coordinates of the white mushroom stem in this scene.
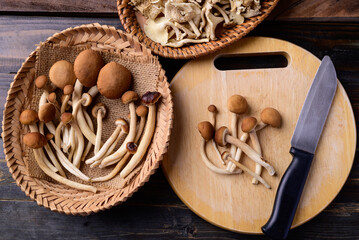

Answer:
[250,130,262,184]
[62,126,70,153]
[28,124,57,173]
[200,139,241,175]
[61,95,71,114]
[70,121,84,168]
[32,149,96,193]
[89,129,128,168]
[50,140,90,181]
[100,103,137,168]
[55,122,64,148]
[213,5,231,24]
[45,121,56,136]
[69,127,76,163]
[39,122,66,177]
[227,122,267,172]
[208,110,225,165]
[80,110,94,163]
[94,110,103,154]
[119,104,154,178]
[134,115,146,143]
[91,152,131,182]
[87,86,98,97]
[227,156,271,189]
[225,135,275,176]
[230,113,238,158]
[227,133,247,172]
[188,20,201,37]
[103,129,125,158]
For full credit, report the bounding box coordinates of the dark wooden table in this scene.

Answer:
[1,1,359,239]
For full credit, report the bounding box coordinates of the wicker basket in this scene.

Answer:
[117,0,279,59]
[2,23,173,215]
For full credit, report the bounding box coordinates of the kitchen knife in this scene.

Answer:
[261,56,338,239]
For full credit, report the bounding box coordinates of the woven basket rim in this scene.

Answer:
[117,0,280,59]
[2,23,173,215]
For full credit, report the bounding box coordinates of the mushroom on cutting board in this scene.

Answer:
[119,92,162,178]
[215,126,276,176]
[100,91,139,168]
[197,121,240,175]
[49,60,76,89]
[74,49,104,88]
[227,95,248,172]
[221,151,271,189]
[241,117,263,184]
[208,105,225,165]
[97,62,132,99]
[92,103,107,155]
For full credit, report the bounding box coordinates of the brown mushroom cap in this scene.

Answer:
[61,112,73,125]
[261,107,282,128]
[126,142,138,154]
[241,117,257,133]
[197,121,214,141]
[49,60,76,89]
[122,91,139,104]
[20,109,39,125]
[221,151,230,161]
[35,75,48,89]
[227,95,248,114]
[47,92,56,104]
[214,126,229,146]
[141,91,161,105]
[80,93,93,107]
[136,105,148,117]
[23,132,47,149]
[46,133,54,141]
[116,118,129,133]
[63,84,74,95]
[91,103,107,118]
[208,105,217,113]
[97,62,132,99]
[38,103,56,123]
[74,49,104,87]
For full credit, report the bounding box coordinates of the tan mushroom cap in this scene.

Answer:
[126,142,138,154]
[197,121,214,141]
[241,117,257,133]
[38,103,56,123]
[63,84,74,95]
[74,49,104,87]
[97,62,132,99]
[122,91,139,104]
[136,105,148,117]
[214,126,229,147]
[61,112,73,125]
[116,118,129,133]
[261,107,282,128]
[35,75,48,89]
[81,93,93,107]
[91,103,107,118]
[227,95,248,114]
[141,91,161,105]
[208,105,217,113]
[23,132,47,149]
[46,133,54,141]
[20,109,39,125]
[49,60,76,89]
[221,151,230,162]
[47,92,56,104]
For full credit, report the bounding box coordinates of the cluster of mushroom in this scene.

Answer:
[20,49,161,193]
[197,95,281,189]
[134,0,261,47]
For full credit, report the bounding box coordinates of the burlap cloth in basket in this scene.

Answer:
[24,43,161,189]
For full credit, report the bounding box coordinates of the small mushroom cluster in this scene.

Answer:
[21,49,161,192]
[134,0,262,47]
[197,95,281,189]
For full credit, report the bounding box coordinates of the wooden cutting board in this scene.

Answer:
[162,37,356,234]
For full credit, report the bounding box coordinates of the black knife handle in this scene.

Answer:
[261,147,314,239]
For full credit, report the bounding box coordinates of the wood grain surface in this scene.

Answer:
[0,1,359,238]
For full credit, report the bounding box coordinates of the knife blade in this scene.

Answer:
[261,56,337,239]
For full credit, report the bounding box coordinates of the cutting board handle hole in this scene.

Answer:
[214,52,289,71]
